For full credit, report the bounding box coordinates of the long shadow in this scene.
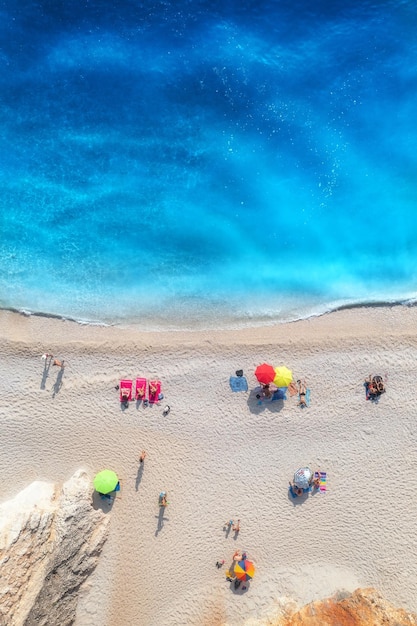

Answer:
[40,358,52,390]
[155,506,169,536]
[52,368,64,397]
[135,463,144,491]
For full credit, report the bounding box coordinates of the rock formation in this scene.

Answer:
[278,587,417,626]
[0,471,109,626]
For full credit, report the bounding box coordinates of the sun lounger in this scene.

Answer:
[229,376,248,392]
[135,378,147,401]
[148,380,161,404]
[120,380,133,405]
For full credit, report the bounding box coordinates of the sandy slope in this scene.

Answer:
[0,306,416,626]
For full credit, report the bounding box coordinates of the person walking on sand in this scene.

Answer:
[42,353,53,360]
[53,359,65,368]
[139,450,147,463]
[233,519,240,533]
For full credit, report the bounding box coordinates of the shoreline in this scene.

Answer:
[2,295,417,333]
[1,305,417,625]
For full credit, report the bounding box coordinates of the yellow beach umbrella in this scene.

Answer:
[273,366,292,387]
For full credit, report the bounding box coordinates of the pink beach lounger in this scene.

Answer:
[148,380,161,404]
[135,378,147,401]
[120,380,133,404]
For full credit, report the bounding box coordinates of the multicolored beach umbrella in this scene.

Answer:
[255,363,275,385]
[93,469,119,494]
[234,559,256,581]
[273,366,293,388]
[293,467,312,489]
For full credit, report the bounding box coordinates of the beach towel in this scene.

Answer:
[298,388,310,407]
[317,471,327,492]
[119,380,133,403]
[149,380,161,404]
[272,387,287,401]
[229,376,248,392]
[135,377,147,400]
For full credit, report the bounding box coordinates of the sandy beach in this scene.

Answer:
[1,305,417,626]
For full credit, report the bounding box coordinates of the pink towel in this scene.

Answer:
[120,380,133,402]
[148,380,161,404]
[135,378,147,400]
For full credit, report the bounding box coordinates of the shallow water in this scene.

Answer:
[1,0,416,327]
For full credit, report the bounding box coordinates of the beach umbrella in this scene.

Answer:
[273,366,293,388]
[93,469,119,494]
[293,467,312,489]
[234,559,256,581]
[255,363,275,385]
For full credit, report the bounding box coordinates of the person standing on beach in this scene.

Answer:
[139,450,147,463]
[53,359,65,368]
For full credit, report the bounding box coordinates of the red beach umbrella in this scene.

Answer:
[255,363,275,385]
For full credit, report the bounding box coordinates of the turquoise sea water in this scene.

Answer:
[1,0,416,328]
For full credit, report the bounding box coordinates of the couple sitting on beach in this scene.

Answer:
[365,375,386,401]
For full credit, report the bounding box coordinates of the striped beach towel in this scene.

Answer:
[319,471,327,492]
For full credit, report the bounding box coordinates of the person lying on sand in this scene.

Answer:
[297,379,308,407]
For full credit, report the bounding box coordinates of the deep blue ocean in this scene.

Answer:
[1,0,416,328]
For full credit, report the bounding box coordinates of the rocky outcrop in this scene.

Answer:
[278,587,417,626]
[0,471,109,626]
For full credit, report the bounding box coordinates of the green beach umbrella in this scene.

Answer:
[93,469,119,494]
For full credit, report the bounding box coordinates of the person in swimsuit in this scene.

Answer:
[297,379,307,407]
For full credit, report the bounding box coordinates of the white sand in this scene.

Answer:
[1,305,417,626]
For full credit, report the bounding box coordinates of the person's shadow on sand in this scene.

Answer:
[40,359,52,390]
[155,507,169,536]
[135,463,144,491]
[52,368,64,397]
